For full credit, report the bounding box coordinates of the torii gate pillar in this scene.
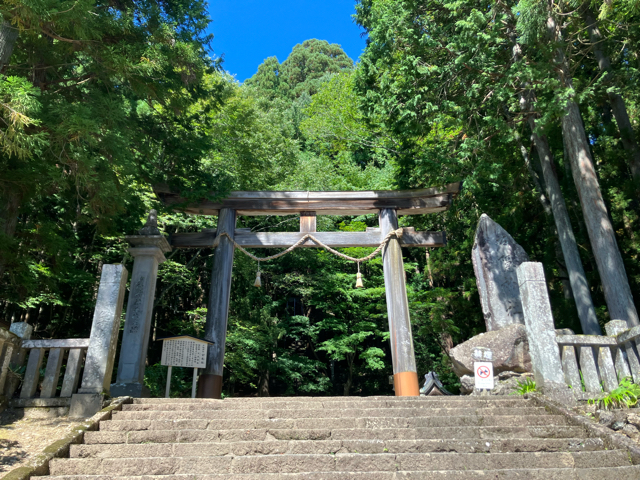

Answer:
[380,209,420,396]
[197,208,236,399]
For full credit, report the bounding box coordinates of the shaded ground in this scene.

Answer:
[0,409,79,476]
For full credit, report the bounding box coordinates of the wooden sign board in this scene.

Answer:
[160,336,210,368]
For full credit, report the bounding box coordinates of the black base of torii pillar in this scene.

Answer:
[197,208,236,399]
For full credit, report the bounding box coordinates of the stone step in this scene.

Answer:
[42,467,640,480]
[85,425,588,444]
[70,437,604,458]
[48,451,632,476]
[112,407,548,420]
[132,396,529,403]
[127,398,530,410]
[99,415,566,432]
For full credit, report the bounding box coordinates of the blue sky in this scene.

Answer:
[205,1,367,82]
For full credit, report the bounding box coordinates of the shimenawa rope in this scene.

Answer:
[211,228,405,288]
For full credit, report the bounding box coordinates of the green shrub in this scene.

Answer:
[588,377,640,410]
[511,377,536,396]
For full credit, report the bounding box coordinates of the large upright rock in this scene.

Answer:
[472,214,529,331]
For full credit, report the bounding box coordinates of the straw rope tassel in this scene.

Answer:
[254,262,262,288]
[355,262,364,288]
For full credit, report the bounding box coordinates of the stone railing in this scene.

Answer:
[17,338,90,400]
[1,264,128,417]
[517,261,640,402]
[556,320,640,394]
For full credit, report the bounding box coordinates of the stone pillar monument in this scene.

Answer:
[70,264,127,417]
[111,211,171,397]
[516,262,571,403]
[472,214,530,332]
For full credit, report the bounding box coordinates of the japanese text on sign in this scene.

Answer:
[161,339,207,368]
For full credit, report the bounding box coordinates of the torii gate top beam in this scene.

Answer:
[155,182,461,217]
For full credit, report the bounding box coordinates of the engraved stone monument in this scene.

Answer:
[111,210,171,398]
[472,214,530,332]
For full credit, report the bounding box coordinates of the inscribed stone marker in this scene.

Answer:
[472,214,529,331]
[112,224,170,397]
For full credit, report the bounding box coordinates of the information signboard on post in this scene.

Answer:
[159,336,213,398]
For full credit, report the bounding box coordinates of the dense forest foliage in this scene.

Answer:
[0,0,639,396]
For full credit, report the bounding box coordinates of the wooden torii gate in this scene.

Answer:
[159,182,461,398]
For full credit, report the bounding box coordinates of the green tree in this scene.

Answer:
[246,39,353,100]
[0,0,223,284]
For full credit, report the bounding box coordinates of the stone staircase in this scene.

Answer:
[47,396,640,479]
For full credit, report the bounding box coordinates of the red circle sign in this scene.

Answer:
[476,365,491,378]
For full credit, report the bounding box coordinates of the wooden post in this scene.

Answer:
[300,211,316,246]
[192,368,198,399]
[198,208,236,399]
[300,212,317,232]
[379,209,419,396]
[165,365,172,398]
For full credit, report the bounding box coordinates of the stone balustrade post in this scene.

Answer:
[516,262,572,403]
[8,322,32,367]
[605,320,632,380]
[70,264,128,417]
[0,328,19,394]
[111,211,171,398]
[5,321,34,398]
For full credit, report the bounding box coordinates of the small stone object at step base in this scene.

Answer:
[460,375,475,395]
[597,411,616,427]
[612,420,626,431]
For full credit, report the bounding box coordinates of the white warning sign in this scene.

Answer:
[474,361,494,389]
